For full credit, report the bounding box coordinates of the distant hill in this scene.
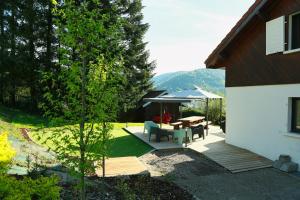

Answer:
[152,68,225,95]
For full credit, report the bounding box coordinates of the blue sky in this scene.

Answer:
[142,0,255,75]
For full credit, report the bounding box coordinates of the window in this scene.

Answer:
[291,98,300,133]
[289,12,300,50]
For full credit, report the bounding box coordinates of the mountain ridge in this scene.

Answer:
[152,68,225,95]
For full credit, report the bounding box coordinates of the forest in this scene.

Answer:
[0,0,154,119]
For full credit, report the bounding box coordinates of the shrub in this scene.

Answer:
[0,132,16,173]
[182,99,225,125]
[0,175,61,200]
[116,179,137,200]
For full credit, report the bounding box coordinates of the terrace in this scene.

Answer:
[125,124,273,173]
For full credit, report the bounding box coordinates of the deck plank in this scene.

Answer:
[96,156,149,177]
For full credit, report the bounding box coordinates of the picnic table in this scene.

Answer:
[170,121,182,130]
[178,116,205,128]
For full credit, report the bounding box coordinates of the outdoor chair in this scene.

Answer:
[173,128,192,144]
[149,126,174,142]
[143,121,160,141]
[191,124,204,140]
[144,121,159,134]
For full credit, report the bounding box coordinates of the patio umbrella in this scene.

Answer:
[143,98,191,128]
[162,86,223,136]
[162,85,223,99]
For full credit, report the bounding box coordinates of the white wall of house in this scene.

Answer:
[226,84,300,168]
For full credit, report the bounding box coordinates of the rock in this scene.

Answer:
[279,155,291,163]
[280,162,298,173]
[272,160,284,169]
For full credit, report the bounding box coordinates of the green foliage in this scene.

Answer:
[1,0,154,117]
[0,105,46,128]
[40,1,126,199]
[0,175,61,200]
[116,179,137,200]
[116,0,155,117]
[0,0,56,110]
[183,99,225,125]
[207,101,225,125]
[0,132,15,174]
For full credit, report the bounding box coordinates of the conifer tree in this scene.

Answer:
[118,0,155,119]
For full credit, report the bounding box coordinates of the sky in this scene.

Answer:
[142,0,255,75]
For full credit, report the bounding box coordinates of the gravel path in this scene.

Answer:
[140,149,228,177]
[8,130,59,175]
[140,149,300,200]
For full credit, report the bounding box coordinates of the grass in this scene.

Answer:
[0,105,153,158]
[0,105,47,129]
[108,123,152,157]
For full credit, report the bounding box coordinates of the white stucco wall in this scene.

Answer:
[226,84,300,167]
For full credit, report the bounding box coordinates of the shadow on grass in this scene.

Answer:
[0,105,47,128]
[108,134,153,158]
[0,105,82,129]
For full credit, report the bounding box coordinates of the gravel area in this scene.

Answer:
[140,149,228,178]
[140,149,300,200]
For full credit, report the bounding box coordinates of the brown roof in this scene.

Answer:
[205,0,271,68]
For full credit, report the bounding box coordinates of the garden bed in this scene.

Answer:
[60,175,194,200]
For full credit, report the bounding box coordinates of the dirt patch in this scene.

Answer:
[139,149,228,178]
[20,128,33,142]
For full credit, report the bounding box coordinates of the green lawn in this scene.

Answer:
[0,105,153,158]
[107,123,152,157]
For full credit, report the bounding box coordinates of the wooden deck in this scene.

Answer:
[189,140,273,173]
[126,126,273,173]
[96,156,149,177]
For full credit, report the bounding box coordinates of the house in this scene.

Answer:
[131,90,182,122]
[205,0,300,168]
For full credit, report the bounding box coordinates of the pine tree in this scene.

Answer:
[118,0,155,119]
[7,0,18,106]
[0,1,5,103]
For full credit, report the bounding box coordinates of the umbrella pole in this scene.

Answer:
[160,103,162,128]
[219,99,222,126]
[179,104,182,118]
[206,98,209,136]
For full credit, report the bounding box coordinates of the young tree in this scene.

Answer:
[41,1,124,199]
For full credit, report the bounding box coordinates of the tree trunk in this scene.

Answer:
[46,0,52,69]
[79,57,87,200]
[28,0,37,110]
[0,3,4,103]
[79,122,86,200]
[10,1,16,106]
[10,79,16,106]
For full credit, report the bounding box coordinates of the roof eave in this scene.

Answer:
[205,0,269,69]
